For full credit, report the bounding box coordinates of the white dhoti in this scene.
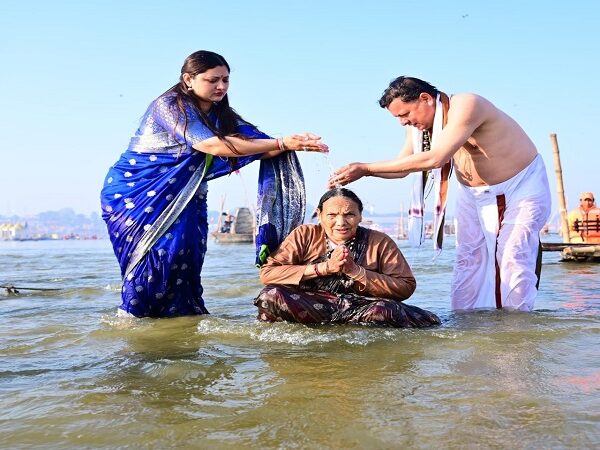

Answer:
[451,154,551,311]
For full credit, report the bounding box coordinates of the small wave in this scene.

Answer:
[197,317,436,347]
[100,310,150,329]
[0,368,51,378]
[429,330,463,340]
[104,284,122,292]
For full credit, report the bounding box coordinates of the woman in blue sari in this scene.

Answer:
[101,50,328,318]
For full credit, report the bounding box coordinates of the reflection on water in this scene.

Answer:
[0,240,598,448]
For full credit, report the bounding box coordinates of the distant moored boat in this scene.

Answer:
[211,207,254,244]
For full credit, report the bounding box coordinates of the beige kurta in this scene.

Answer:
[259,224,416,300]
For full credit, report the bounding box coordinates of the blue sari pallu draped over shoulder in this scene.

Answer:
[101,91,305,318]
[255,151,306,267]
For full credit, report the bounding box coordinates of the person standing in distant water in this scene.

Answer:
[330,76,550,311]
[220,211,234,233]
[568,192,600,243]
[101,50,328,318]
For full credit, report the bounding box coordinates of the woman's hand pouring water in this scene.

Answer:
[283,133,329,153]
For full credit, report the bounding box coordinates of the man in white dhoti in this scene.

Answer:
[330,76,551,311]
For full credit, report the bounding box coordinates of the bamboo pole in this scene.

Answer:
[397,201,405,239]
[550,134,570,242]
[216,194,226,232]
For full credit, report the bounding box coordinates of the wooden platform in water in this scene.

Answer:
[210,232,254,244]
[542,242,600,262]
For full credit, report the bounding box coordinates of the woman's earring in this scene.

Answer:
[187,85,193,91]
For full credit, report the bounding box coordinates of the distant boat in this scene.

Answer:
[211,207,254,244]
[359,219,382,232]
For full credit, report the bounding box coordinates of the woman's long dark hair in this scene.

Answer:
[162,50,258,156]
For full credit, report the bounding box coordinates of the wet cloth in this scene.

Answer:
[255,224,440,328]
[451,154,551,311]
[255,286,441,328]
[408,93,452,252]
[101,91,304,317]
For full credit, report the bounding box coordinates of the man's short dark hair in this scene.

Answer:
[378,76,438,108]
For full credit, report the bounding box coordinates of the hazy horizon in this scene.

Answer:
[2,1,598,218]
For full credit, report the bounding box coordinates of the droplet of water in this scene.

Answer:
[321,153,342,188]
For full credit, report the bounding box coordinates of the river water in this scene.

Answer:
[1,238,598,449]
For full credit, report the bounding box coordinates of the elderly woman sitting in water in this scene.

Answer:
[254,188,440,328]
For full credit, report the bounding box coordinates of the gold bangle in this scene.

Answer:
[357,269,367,292]
[277,137,287,151]
[349,266,364,281]
[314,263,322,277]
[354,266,367,292]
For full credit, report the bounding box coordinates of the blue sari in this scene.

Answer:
[101,91,304,317]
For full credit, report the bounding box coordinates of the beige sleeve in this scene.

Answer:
[356,233,416,300]
[259,226,312,286]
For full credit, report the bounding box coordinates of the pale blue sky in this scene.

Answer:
[1,0,598,220]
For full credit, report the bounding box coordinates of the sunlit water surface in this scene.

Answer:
[1,239,598,449]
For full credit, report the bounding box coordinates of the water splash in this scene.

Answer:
[321,152,342,189]
[196,317,414,347]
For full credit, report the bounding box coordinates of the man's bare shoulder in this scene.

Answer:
[448,93,499,127]
[449,93,494,110]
